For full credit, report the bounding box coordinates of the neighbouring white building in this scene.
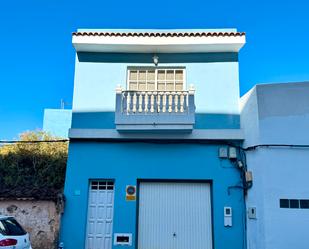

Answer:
[241,82,309,249]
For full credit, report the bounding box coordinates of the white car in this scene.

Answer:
[0,216,32,249]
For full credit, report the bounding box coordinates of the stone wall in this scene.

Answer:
[0,200,60,249]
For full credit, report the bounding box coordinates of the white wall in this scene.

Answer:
[241,82,309,249]
[246,148,309,249]
[240,87,259,147]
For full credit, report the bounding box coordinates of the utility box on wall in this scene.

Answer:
[114,234,132,246]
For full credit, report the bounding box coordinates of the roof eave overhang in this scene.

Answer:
[72,36,246,53]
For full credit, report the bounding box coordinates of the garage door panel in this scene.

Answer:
[138,182,213,249]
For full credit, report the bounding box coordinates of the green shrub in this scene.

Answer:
[0,131,68,201]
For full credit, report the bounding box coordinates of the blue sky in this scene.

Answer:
[1,0,308,139]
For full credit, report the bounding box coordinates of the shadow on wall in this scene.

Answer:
[0,200,61,249]
[71,112,241,130]
[77,52,239,63]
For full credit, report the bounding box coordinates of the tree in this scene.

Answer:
[0,131,68,201]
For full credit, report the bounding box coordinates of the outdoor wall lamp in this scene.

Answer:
[153,55,159,66]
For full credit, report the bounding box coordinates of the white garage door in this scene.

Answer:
[85,181,114,249]
[138,182,213,249]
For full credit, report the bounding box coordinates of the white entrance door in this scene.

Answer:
[85,181,114,249]
[138,182,213,249]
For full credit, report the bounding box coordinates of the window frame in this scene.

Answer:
[126,67,186,92]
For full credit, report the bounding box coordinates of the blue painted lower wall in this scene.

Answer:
[60,141,245,249]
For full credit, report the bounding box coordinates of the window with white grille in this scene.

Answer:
[91,181,114,190]
[127,68,185,91]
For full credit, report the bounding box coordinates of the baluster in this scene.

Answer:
[132,92,137,113]
[145,92,149,112]
[150,92,155,113]
[157,93,161,112]
[185,92,189,111]
[168,92,173,113]
[174,93,179,113]
[126,92,131,113]
[162,93,167,113]
[144,92,149,113]
[138,92,143,113]
[180,93,184,113]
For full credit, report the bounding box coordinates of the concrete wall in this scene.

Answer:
[241,82,309,249]
[60,142,246,249]
[0,200,60,249]
[43,109,72,138]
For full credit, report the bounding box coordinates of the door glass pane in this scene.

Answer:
[138,82,146,91]
[147,71,155,81]
[147,82,155,91]
[175,83,183,91]
[157,70,165,81]
[166,70,174,80]
[175,70,183,80]
[129,82,137,90]
[129,71,137,80]
[139,71,146,81]
[157,82,165,91]
[166,82,174,91]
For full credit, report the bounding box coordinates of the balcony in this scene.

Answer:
[115,86,195,131]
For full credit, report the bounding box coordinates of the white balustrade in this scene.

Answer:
[122,91,192,114]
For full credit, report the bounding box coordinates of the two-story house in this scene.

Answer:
[60,29,247,249]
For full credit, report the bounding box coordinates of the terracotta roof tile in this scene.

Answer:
[72,31,245,37]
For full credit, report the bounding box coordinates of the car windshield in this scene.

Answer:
[0,217,27,236]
